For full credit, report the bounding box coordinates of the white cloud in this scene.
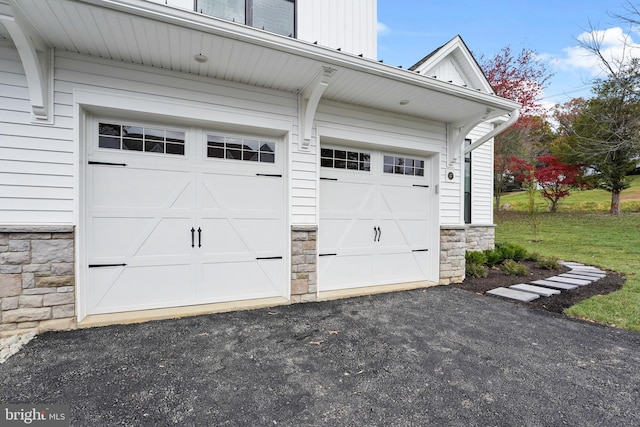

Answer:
[555,27,640,76]
[377,21,391,36]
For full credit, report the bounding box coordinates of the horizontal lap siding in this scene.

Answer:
[1,47,301,225]
[0,45,74,224]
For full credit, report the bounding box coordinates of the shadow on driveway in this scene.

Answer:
[1,286,639,426]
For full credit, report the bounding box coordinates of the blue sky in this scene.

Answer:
[377,0,640,108]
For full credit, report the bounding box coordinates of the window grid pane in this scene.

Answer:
[98,122,185,156]
[206,134,276,163]
[321,148,371,172]
[383,155,426,176]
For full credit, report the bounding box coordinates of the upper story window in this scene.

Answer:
[196,0,295,37]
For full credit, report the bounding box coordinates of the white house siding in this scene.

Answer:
[0,44,74,225]
[439,144,462,225]
[297,0,377,59]
[468,122,494,225]
[0,48,308,226]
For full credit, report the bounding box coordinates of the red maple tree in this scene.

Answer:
[509,155,584,212]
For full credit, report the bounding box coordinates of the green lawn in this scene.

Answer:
[495,211,640,332]
[497,175,640,212]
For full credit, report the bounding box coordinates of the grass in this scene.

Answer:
[495,211,640,332]
[497,175,640,213]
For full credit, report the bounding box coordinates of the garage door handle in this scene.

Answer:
[377,226,381,242]
[198,227,202,247]
[373,226,378,242]
[191,227,195,248]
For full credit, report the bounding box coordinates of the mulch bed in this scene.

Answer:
[451,260,626,314]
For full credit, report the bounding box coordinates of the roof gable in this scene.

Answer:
[410,35,493,95]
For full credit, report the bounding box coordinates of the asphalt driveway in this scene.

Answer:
[1,286,639,426]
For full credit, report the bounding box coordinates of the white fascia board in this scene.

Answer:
[76,0,520,114]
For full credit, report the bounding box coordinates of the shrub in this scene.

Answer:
[498,243,527,262]
[500,259,529,276]
[524,251,544,262]
[466,263,489,278]
[483,248,502,267]
[465,250,487,266]
[537,257,560,270]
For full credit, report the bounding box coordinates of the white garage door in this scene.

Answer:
[85,120,286,315]
[318,146,437,292]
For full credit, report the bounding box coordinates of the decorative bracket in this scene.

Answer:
[446,107,494,165]
[0,1,53,124]
[300,66,336,150]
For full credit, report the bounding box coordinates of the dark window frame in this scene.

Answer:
[195,0,297,37]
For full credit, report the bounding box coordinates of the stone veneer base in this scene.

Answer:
[0,225,77,337]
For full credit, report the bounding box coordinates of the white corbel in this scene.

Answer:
[1,1,53,124]
[465,109,520,154]
[299,66,336,150]
[446,107,494,165]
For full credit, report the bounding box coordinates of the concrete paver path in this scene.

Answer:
[1,287,638,426]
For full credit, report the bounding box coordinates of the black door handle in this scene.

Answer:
[373,226,378,242]
[377,226,381,242]
[191,227,195,248]
[198,227,202,248]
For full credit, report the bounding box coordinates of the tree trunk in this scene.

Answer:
[550,200,558,213]
[495,193,501,212]
[610,190,622,215]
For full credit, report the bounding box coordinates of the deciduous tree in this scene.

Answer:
[479,46,554,210]
[534,154,584,213]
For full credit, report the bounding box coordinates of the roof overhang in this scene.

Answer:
[1,0,520,125]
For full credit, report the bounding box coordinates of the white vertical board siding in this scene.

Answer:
[0,49,302,225]
[297,0,377,59]
[468,122,494,224]
[0,44,75,224]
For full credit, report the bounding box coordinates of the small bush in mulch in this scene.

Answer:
[500,259,529,276]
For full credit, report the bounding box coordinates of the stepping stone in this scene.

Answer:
[570,269,606,277]
[531,280,578,290]
[559,273,597,281]
[510,284,561,297]
[561,262,586,268]
[546,276,592,286]
[486,287,540,302]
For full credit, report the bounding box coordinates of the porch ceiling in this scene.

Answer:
[2,0,520,123]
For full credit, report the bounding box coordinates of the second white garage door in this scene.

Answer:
[85,120,286,315]
[318,146,438,292]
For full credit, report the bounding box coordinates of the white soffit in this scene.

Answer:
[9,0,520,122]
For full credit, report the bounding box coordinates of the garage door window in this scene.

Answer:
[207,134,275,163]
[98,122,185,155]
[320,148,371,171]
[383,155,424,176]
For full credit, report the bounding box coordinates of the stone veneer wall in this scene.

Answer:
[290,225,318,303]
[0,226,77,337]
[439,226,466,285]
[465,225,495,252]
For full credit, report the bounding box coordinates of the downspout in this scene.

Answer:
[464,109,520,154]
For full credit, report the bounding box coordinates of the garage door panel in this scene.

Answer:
[379,185,430,214]
[376,252,430,284]
[88,264,193,314]
[319,255,374,291]
[201,174,282,211]
[320,181,375,213]
[199,259,284,300]
[136,217,195,256]
[319,219,375,252]
[92,167,192,209]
